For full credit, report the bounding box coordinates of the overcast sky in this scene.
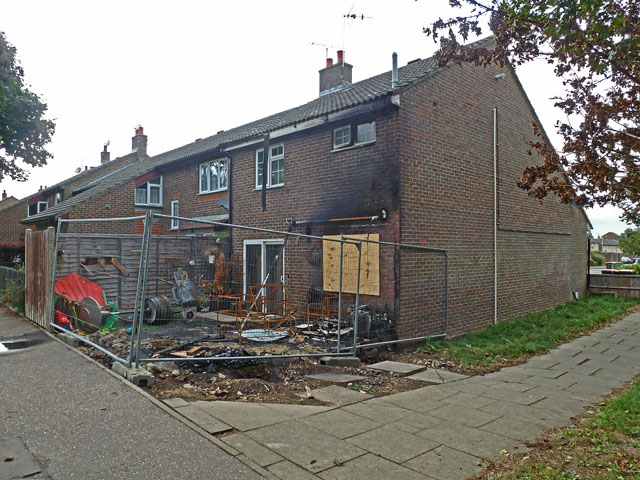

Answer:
[1,0,631,238]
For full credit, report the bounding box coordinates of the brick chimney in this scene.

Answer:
[131,125,148,156]
[319,50,352,96]
[101,141,111,164]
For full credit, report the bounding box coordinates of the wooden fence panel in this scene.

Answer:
[25,227,55,328]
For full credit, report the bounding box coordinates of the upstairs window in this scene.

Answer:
[199,158,228,193]
[28,201,48,217]
[256,144,284,188]
[333,126,351,149]
[54,192,62,205]
[135,176,162,206]
[356,121,376,143]
[333,121,376,149]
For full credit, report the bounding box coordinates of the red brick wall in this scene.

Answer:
[0,152,140,243]
[397,62,589,337]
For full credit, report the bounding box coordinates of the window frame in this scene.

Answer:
[255,143,285,189]
[356,121,376,144]
[134,176,163,207]
[199,158,229,194]
[333,126,351,149]
[54,192,62,205]
[27,201,48,217]
[170,200,179,230]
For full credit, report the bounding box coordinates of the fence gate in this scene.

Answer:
[25,227,55,328]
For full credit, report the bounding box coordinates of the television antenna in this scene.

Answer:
[309,42,339,60]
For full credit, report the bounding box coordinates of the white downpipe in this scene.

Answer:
[493,107,498,325]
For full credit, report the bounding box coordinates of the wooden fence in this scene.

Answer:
[0,266,24,295]
[589,273,640,299]
[25,227,56,328]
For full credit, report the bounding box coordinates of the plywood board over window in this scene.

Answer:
[323,234,379,296]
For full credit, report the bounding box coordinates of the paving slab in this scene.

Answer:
[267,460,320,480]
[192,400,291,431]
[307,385,372,406]
[369,388,448,413]
[0,437,44,479]
[427,403,501,428]
[404,445,483,480]
[262,403,331,419]
[346,425,440,463]
[480,416,546,441]
[366,360,426,376]
[246,420,366,473]
[441,391,496,409]
[301,408,381,439]
[480,401,565,428]
[173,404,232,434]
[305,372,367,384]
[466,387,547,406]
[320,453,429,480]
[407,368,469,384]
[343,400,415,424]
[162,397,190,408]
[221,433,284,467]
[417,421,524,459]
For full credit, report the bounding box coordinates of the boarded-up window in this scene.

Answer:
[323,234,379,296]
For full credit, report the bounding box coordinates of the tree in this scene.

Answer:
[0,31,55,182]
[618,228,640,256]
[424,1,640,223]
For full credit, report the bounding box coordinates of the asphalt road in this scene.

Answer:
[0,310,260,480]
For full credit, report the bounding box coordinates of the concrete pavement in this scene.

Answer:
[170,312,640,479]
[0,310,260,480]
[3,307,640,479]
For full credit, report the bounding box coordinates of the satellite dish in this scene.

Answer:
[75,167,81,173]
[104,140,110,147]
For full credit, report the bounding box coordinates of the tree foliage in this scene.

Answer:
[0,31,55,182]
[618,228,640,256]
[424,0,640,223]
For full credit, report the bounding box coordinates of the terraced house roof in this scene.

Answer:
[24,39,493,224]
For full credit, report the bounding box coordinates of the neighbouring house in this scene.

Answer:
[20,37,591,338]
[0,127,148,264]
[591,232,623,262]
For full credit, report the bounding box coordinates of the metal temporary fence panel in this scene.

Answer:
[130,214,360,365]
[25,227,55,328]
[48,217,149,365]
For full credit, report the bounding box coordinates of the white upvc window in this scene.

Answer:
[333,126,351,149]
[135,176,163,206]
[256,144,284,188]
[54,192,62,205]
[170,200,179,230]
[27,201,48,217]
[199,158,228,193]
[356,121,376,143]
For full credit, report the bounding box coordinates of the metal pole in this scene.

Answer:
[444,251,450,336]
[46,221,64,333]
[141,351,353,363]
[337,234,345,351]
[493,107,498,325]
[352,241,362,354]
[51,323,128,364]
[127,212,151,367]
[135,211,154,368]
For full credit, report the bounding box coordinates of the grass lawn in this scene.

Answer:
[475,378,640,479]
[419,295,639,369]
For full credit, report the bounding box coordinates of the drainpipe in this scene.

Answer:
[493,107,498,325]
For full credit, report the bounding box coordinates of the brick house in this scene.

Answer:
[0,127,148,264]
[23,38,591,337]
